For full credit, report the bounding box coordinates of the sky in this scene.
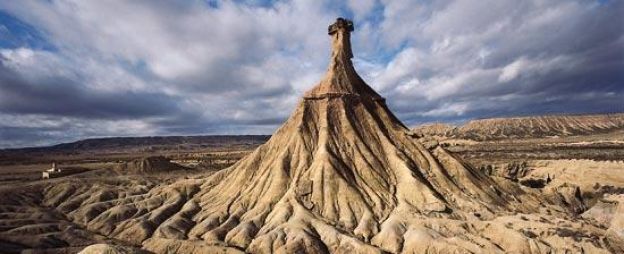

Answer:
[0,0,623,148]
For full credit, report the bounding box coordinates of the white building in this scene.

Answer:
[42,162,62,179]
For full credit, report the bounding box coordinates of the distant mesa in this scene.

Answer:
[414,113,624,140]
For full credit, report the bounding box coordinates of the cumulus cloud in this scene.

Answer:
[0,0,622,148]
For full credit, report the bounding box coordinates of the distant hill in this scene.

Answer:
[0,135,270,165]
[48,135,269,151]
[413,113,624,140]
[2,135,270,152]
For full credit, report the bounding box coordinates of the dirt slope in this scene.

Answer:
[115,156,188,174]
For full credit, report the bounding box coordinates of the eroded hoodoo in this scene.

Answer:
[33,18,616,254]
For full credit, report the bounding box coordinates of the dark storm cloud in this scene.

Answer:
[0,126,61,148]
[0,59,181,119]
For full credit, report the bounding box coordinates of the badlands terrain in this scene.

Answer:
[0,18,623,253]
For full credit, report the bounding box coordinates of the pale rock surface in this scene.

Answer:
[78,243,149,254]
[583,194,624,252]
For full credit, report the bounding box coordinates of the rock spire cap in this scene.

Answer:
[303,18,383,100]
[328,18,354,35]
